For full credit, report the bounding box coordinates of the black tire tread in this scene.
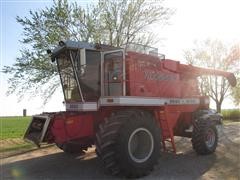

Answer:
[96,109,161,177]
[192,117,218,155]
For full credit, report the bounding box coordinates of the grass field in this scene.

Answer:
[0,116,31,140]
[222,109,240,120]
[0,116,36,157]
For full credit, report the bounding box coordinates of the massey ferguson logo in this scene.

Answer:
[144,71,176,81]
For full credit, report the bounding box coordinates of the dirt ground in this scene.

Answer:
[1,122,239,180]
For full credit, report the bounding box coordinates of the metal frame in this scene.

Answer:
[56,57,67,101]
[69,50,85,102]
[24,115,51,145]
[38,115,52,143]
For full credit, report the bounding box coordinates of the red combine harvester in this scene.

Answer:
[24,41,236,177]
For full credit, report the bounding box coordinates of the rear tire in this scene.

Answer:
[96,110,161,178]
[192,117,218,155]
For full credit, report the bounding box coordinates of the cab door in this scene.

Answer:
[103,51,124,96]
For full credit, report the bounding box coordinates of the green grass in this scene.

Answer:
[0,142,34,153]
[0,116,31,140]
[221,109,240,120]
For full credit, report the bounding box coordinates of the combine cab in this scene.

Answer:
[24,40,236,177]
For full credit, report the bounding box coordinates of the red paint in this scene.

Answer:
[42,50,235,153]
[50,112,94,144]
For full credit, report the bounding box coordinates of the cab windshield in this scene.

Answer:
[57,49,123,102]
[57,50,101,102]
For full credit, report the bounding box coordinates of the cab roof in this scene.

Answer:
[49,40,123,61]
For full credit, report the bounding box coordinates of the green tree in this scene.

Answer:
[3,0,173,103]
[184,39,240,112]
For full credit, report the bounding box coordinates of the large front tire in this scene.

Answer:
[96,110,161,178]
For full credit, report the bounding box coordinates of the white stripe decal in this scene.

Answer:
[66,102,98,111]
[65,97,200,111]
[99,97,200,106]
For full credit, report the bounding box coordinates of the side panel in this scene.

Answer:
[125,52,182,97]
[163,105,199,130]
[51,113,94,144]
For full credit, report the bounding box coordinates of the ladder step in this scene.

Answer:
[158,111,176,154]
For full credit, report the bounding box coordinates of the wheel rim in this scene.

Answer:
[205,128,216,148]
[128,127,154,163]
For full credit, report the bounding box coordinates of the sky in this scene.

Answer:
[0,0,239,116]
